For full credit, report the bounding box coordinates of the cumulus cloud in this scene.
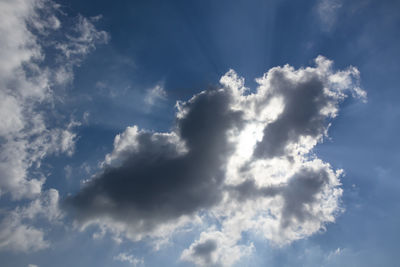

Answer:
[67,89,241,241]
[0,189,63,252]
[66,56,365,266]
[0,0,108,200]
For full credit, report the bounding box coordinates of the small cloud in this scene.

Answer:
[327,247,346,261]
[64,165,73,180]
[114,253,144,266]
[144,84,167,107]
[82,111,90,124]
[316,0,342,31]
[95,81,107,89]
[80,162,92,175]
[95,81,129,98]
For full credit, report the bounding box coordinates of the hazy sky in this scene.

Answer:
[1,0,399,266]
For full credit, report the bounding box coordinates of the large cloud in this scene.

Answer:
[67,89,243,240]
[66,56,365,266]
[0,0,108,252]
[0,0,108,200]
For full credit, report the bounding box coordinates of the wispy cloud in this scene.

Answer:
[0,189,62,252]
[316,0,343,31]
[0,0,108,200]
[0,0,108,252]
[144,84,167,107]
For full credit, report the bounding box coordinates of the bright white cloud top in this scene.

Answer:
[67,56,365,266]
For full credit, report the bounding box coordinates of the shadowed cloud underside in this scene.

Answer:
[66,56,365,266]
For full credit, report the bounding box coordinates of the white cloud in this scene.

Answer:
[55,14,109,63]
[181,230,254,266]
[19,189,63,222]
[0,0,108,254]
[0,0,108,200]
[0,214,49,253]
[144,84,167,107]
[0,189,62,252]
[316,0,343,31]
[114,253,144,266]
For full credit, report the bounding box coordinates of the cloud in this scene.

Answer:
[55,14,109,63]
[181,231,254,267]
[316,0,343,31]
[114,253,144,266]
[66,89,242,241]
[191,239,218,261]
[144,84,167,107]
[66,56,365,266]
[0,215,49,252]
[0,0,107,254]
[0,189,62,252]
[0,0,108,200]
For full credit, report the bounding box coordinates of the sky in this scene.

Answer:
[0,0,399,266]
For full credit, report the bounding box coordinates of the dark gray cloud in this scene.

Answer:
[228,165,333,229]
[281,167,331,228]
[192,239,218,265]
[227,178,281,201]
[254,74,331,158]
[65,89,243,232]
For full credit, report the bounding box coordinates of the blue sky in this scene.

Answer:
[0,0,399,266]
